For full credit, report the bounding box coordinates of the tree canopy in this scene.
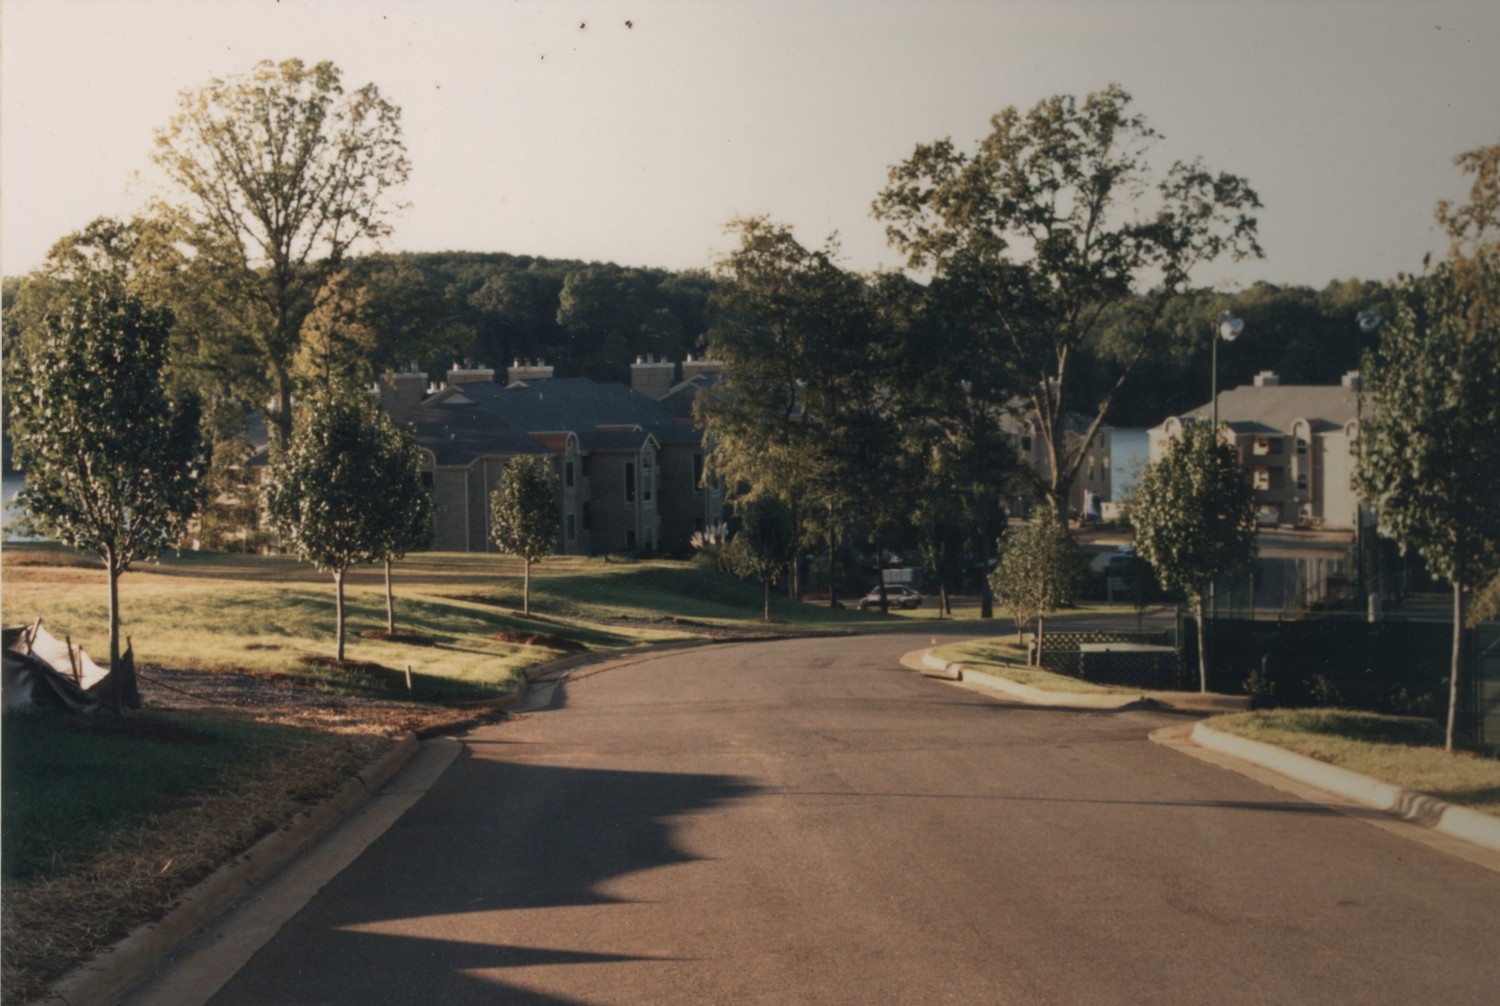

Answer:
[989,519,1087,659]
[5,271,205,708]
[1130,422,1257,692]
[488,454,559,616]
[1356,138,1500,751]
[153,58,411,448]
[261,389,402,661]
[874,84,1262,521]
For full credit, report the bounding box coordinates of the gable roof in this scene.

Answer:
[1171,384,1358,436]
[451,377,703,446]
[405,397,549,466]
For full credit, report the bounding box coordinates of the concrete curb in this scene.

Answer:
[1189,722,1500,854]
[914,649,1249,713]
[42,732,423,1006]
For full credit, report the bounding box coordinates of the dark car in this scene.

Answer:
[857,585,923,611]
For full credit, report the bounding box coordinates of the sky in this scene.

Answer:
[3,0,1498,291]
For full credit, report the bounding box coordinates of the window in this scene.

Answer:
[1021,435,1032,453]
[642,453,653,502]
[1254,468,1270,491]
[625,462,636,503]
[1296,472,1308,491]
[583,502,593,531]
[565,461,574,488]
[581,455,591,478]
[566,513,576,541]
[1296,438,1308,455]
[626,530,637,550]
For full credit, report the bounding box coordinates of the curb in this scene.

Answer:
[41,732,423,1006]
[914,649,1249,713]
[1189,722,1500,854]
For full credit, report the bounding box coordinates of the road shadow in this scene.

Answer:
[209,757,759,1005]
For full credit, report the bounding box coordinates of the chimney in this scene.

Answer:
[630,354,676,399]
[377,368,428,419]
[1253,371,1281,387]
[506,358,554,384]
[680,354,725,383]
[447,360,497,386]
[1341,370,1362,392]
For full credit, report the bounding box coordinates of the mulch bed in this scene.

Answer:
[492,631,588,653]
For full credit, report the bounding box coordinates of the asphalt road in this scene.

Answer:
[200,631,1499,1005]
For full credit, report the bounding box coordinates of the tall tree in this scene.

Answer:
[1130,422,1257,692]
[488,454,559,617]
[1356,139,1500,752]
[153,58,410,448]
[261,389,393,662]
[5,273,205,710]
[873,84,1261,521]
[698,217,890,601]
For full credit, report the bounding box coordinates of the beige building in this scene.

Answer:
[1148,371,1362,530]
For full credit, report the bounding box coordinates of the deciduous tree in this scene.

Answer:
[261,390,392,661]
[488,454,558,616]
[153,58,410,448]
[1130,422,1257,692]
[874,84,1261,521]
[1356,139,1500,751]
[724,494,798,621]
[988,519,1086,662]
[5,273,205,710]
[372,413,433,634]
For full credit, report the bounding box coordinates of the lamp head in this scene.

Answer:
[1217,311,1244,342]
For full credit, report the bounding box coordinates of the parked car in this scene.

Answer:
[857,585,923,611]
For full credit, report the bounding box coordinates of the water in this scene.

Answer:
[3,472,38,541]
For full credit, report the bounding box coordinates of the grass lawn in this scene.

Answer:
[929,636,1134,694]
[1209,709,1500,816]
[0,708,386,1003]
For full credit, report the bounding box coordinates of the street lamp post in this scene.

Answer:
[1354,310,1382,618]
[1208,310,1243,623]
[1211,310,1244,433]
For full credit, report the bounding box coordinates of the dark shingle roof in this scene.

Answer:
[406,397,548,466]
[454,377,702,442]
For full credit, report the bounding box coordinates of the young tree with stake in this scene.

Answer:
[5,273,205,711]
[488,454,559,617]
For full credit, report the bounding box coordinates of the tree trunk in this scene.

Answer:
[385,558,396,633]
[827,528,839,608]
[763,579,771,622]
[939,585,949,619]
[107,554,123,716]
[523,558,532,616]
[1195,593,1209,693]
[1035,614,1045,667]
[272,363,294,451]
[335,567,347,663]
[1448,581,1466,753]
